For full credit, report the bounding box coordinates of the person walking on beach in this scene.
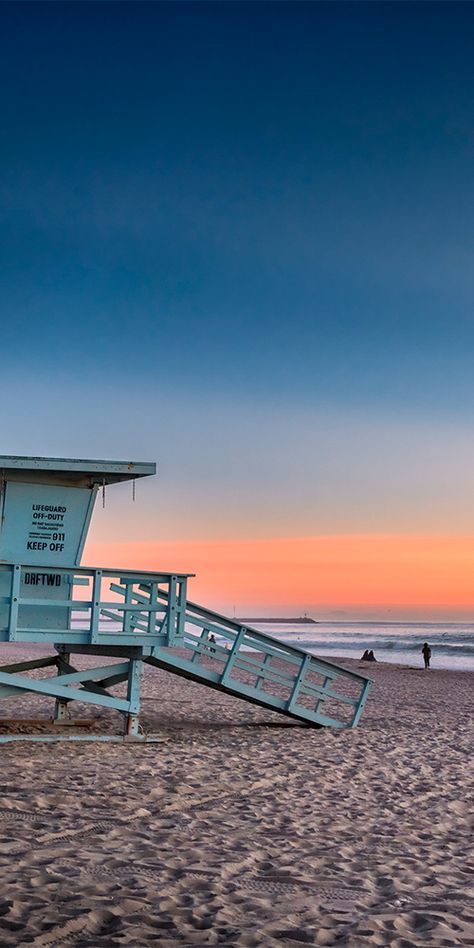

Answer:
[422,642,431,669]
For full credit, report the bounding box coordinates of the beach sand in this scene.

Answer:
[0,646,472,946]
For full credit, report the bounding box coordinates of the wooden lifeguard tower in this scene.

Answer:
[0,455,372,742]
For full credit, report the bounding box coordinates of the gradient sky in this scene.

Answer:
[1,2,474,617]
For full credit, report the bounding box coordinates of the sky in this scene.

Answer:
[1,2,474,618]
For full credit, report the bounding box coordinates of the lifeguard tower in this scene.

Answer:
[0,456,372,742]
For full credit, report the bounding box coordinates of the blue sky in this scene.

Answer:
[1,2,474,588]
[2,3,473,406]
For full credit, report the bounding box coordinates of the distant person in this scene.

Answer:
[367,650,376,662]
[209,634,216,653]
[361,650,370,661]
[422,642,431,669]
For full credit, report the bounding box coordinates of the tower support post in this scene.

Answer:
[124,655,144,740]
[54,646,71,722]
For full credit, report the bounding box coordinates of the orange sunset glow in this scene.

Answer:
[84,534,474,618]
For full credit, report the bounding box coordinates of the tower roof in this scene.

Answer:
[0,455,156,487]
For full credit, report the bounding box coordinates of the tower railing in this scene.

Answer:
[0,563,190,647]
[126,581,373,729]
[0,563,372,735]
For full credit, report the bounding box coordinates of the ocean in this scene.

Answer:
[77,614,474,672]
[247,621,474,672]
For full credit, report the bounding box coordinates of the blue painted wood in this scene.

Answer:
[54,648,71,721]
[166,576,177,644]
[89,569,101,644]
[7,567,21,642]
[0,454,373,740]
[125,657,143,736]
[287,654,312,712]
[0,561,372,736]
[0,655,57,674]
[0,669,131,711]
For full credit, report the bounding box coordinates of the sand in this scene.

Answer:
[0,645,472,946]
